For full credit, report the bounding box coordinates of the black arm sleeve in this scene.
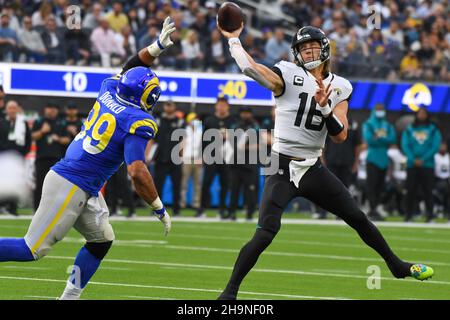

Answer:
[120,54,149,75]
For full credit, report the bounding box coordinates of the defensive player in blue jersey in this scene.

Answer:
[0,17,176,300]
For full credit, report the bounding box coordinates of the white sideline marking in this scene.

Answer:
[0,276,350,300]
[45,255,450,286]
[1,215,449,229]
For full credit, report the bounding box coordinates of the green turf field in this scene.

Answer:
[0,214,449,300]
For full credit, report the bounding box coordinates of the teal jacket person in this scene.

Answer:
[362,107,396,169]
[401,109,441,169]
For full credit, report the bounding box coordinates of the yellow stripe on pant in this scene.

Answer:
[31,185,78,255]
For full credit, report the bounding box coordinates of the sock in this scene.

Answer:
[220,229,275,298]
[0,238,35,262]
[347,214,412,278]
[69,247,102,289]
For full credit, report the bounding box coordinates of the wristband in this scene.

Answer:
[147,38,164,57]
[325,113,344,136]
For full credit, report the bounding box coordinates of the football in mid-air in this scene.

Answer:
[217,2,244,32]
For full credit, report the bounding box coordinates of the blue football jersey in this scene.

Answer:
[52,75,158,196]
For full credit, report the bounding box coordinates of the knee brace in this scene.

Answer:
[84,241,113,260]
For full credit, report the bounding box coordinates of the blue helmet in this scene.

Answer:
[115,66,162,112]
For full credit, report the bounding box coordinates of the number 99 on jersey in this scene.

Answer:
[218,80,247,100]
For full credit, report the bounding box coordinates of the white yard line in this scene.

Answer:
[44,255,450,286]
[0,275,350,300]
[57,237,450,268]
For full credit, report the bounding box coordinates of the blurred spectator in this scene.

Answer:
[63,102,83,142]
[0,86,5,119]
[0,13,18,62]
[400,49,421,80]
[180,112,203,211]
[243,33,265,65]
[181,29,204,70]
[127,8,143,35]
[197,97,235,218]
[90,17,125,67]
[82,3,104,30]
[434,142,449,219]
[152,101,185,216]
[41,16,66,64]
[206,29,229,72]
[138,25,158,50]
[183,0,200,27]
[31,103,70,211]
[324,118,362,188]
[0,100,31,216]
[367,30,390,78]
[0,100,31,157]
[65,27,91,66]
[204,0,218,31]
[159,29,185,69]
[227,107,260,221]
[264,28,291,66]
[32,0,62,28]
[105,1,129,33]
[382,21,405,50]
[401,108,442,222]
[115,25,137,57]
[362,104,396,221]
[329,23,351,62]
[105,164,136,217]
[190,11,208,39]
[1,4,20,34]
[384,145,407,217]
[18,15,47,63]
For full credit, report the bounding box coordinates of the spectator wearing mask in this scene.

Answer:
[31,103,70,211]
[362,104,396,221]
[180,113,203,212]
[433,142,449,219]
[0,101,31,215]
[151,101,185,216]
[401,108,442,222]
[197,97,235,218]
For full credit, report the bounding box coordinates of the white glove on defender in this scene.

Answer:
[147,17,176,57]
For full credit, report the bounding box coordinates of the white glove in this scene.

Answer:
[147,17,176,57]
[154,208,171,236]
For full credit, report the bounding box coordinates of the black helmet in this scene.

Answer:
[291,26,330,70]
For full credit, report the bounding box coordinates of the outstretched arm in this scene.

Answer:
[218,22,284,96]
[120,17,176,74]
